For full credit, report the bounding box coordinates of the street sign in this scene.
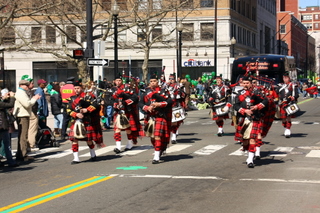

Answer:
[87,58,109,67]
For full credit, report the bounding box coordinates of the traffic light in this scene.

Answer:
[73,49,84,59]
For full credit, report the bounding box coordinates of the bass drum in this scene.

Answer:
[214,102,229,116]
[172,107,186,122]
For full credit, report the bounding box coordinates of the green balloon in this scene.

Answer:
[211,72,216,76]
[185,74,190,79]
[203,73,207,77]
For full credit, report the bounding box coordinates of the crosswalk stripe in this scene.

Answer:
[120,145,153,156]
[269,147,294,157]
[40,146,89,159]
[27,147,60,157]
[80,145,122,157]
[165,145,192,154]
[306,150,320,158]
[229,147,248,156]
[194,145,226,155]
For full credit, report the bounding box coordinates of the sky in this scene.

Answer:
[299,0,320,8]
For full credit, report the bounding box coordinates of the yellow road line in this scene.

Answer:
[0,175,115,213]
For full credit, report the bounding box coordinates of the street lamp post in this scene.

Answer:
[86,0,94,80]
[112,1,120,79]
[230,37,236,58]
[214,0,217,74]
[177,21,183,78]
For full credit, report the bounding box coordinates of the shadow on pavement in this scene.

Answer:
[161,154,193,163]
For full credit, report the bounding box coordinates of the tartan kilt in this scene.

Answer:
[279,103,296,119]
[69,122,103,144]
[154,117,170,138]
[234,120,261,142]
[261,102,276,137]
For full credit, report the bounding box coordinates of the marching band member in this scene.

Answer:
[234,76,268,168]
[111,75,140,154]
[276,72,299,138]
[167,73,186,144]
[139,74,173,164]
[67,80,104,164]
[208,77,232,136]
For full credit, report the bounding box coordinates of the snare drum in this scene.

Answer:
[214,102,229,116]
[172,107,186,122]
[285,103,299,115]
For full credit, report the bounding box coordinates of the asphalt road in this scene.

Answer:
[1,97,320,213]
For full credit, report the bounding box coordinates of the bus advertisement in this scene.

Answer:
[231,54,296,85]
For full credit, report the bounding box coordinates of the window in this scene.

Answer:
[252,33,256,48]
[230,0,236,10]
[180,0,193,9]
[153,0,162,9]
[66,26,76,43]
[31,27,41,44]
[137,25,146,42]
[302,15,312,20]
[46,26,56,44]
[280,25,286,34]
[251,6,256,21]
[315,14,319,20]
[152,25,162,41]
[315,23,319,29]
[80,26,86,43]
[2,27,15,45]
[138,0,148,10]
[304,23,312,29]
[237,26,242,44]
[200,23,214,41]
[200,0,213,7]
[181,23,194,41]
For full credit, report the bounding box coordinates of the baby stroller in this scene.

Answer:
[36,125,60,149]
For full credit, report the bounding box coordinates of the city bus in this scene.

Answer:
[231,54,296,85]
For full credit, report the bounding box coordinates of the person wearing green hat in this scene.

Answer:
[21,75,39,151]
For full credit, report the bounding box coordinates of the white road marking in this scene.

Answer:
[184,121,199,125]
[165,144,192,154]
[118,174,226,180]
[194,145,226,155]
[40,146,88,159]
[229,147,248,156]
[120,145,153,156]
[291,121,300,124]
[297,146,320,150]
[306,150,320,158]
[240,178,320,184]
[80,145,123,157]
[269,147,294,157]
[27,147,60,157]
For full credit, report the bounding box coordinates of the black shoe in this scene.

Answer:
[152,160,160,164]
[90,156,97,161]
[217,132,223,137]
[71,161,81,165]
[114,148,121,154]
[247,162,254,168]
[171,140,177,144]
[255,156,261,160]
[285,135,290,138]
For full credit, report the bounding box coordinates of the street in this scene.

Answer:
[1,97,320,213]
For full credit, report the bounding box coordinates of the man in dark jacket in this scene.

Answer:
[0,89,19,167]
[102,83,114,129]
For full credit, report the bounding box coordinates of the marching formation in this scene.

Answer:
[61,67,299,169]
[0,67,300,169]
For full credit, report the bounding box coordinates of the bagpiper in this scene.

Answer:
[276,72,299,138]
[66,80,104,164]
[111,75,140,154]
[139,74,173,164]
[207,77,232,136]
[234,76,268,168]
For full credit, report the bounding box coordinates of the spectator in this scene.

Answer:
[60,77,76,140]
[0,89,19,167]
[101,83,114,130]
[302,82,308,99]
[21,75,39,151]
[50,83,63,137]
[181,77,191,110]
[13,80,40,162]
[35,79,49,128]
